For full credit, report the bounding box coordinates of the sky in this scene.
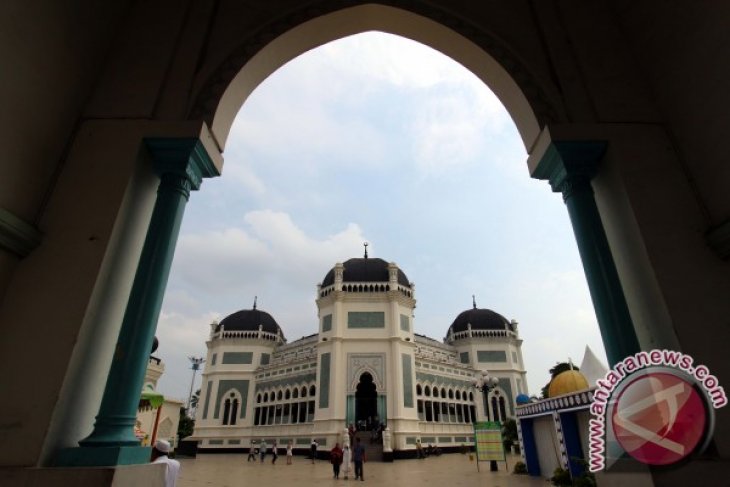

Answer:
[155,32,608,403]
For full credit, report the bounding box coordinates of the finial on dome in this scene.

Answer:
[472,295,477,309]
[364,242,369,259]
[253,296,257,310]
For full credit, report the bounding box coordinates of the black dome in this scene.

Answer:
[218,308,284,338]
[321,258,410,287]
[449,307,513,334]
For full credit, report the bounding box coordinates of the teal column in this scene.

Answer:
[532,141,640,366]
[56,138,219,466]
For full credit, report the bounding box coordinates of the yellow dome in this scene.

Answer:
[548,370,589,397]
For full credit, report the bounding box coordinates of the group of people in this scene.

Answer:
[348,420,385,445]
[414,440,442,459]
[246,439,294,465]
[329,437,367,481]
[148,435,371,486]
[243,436,367,481]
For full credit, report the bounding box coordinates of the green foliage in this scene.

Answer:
[571,457,597,487]
[190,388,201,410]
[177,407,195,439]
[548,460,597,487]
[550,467,572,486]
[502,419,518,443]
[541,362,581,398]
[513,461,528,475]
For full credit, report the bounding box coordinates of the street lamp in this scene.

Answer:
[473,371,500,471]
[187,356,205,417]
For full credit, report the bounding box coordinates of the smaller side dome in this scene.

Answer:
[515,393,531,405]
[547,370,589,397]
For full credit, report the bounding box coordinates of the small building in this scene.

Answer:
[136,353,184,448]
[516,348,607,479]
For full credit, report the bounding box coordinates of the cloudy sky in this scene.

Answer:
[155,32,607,402]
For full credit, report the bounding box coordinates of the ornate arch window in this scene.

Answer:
[416,384,422,396]
[277,390,283,401]
[293,387,299,399]
[310,385,316,397]
[223,391,240,425]
[448,389,454,399]
[285,389,291,400]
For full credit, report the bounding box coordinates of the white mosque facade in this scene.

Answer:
[191,254,528,458]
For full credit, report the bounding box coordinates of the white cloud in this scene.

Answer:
[155,308,220,401]
[322,33,475,88]
[157,32,608,402]
[159,211,369,397]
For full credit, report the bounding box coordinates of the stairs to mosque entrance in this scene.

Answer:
[352,431,384,462]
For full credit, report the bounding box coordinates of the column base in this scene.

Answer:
[54,445,152,467]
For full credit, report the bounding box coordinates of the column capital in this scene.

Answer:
[531,141,607,197]
[144,137,220,190]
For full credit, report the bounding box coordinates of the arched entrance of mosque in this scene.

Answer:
[355,372,379,429]
[191,3,643,367]
[54,1,651,468]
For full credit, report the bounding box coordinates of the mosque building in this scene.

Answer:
[191,250,528,458]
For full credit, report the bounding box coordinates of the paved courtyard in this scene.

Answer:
[178,453,549,487]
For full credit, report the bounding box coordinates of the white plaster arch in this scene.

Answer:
[209,4,542,153]
[349,366,385,393]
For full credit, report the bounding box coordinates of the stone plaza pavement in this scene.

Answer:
[177,453,549,487]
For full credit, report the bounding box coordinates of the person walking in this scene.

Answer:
[247,439,257,462]
[330,443,343,479]
[310,438,318,464]
[353,437,366,481]
[271,440,279,464]
[259,439,267,463]
[342,443,352,480]
[150,440,181,487]
[415,439,424,459]
[286,441,293,465]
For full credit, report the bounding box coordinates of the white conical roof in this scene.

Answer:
[579,345,608,386]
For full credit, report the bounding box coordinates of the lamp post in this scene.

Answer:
[473,371,500,472]
[187,356,205,417]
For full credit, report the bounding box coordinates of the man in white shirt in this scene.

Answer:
[151,439,181,487]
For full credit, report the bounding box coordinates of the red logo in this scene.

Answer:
[610,371,708,466]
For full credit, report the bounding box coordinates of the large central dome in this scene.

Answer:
[321,257,410,287]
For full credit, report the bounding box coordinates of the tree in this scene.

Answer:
[178,407,195,439]
[189,388,201,416]
[541,362,580,399]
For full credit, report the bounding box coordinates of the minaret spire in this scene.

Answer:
[253,296,257,310]
[364,242,369,258]
[472,294,477,309]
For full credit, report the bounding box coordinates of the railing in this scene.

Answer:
[446,329,516,343]
[318,282,414,298]
[214,329,285,343]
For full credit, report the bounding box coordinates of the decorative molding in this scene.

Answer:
[531,141,607,198]
[144,137,220,190]
[348,353,386,392]
[189,0,560,127]
[0,207,42,258]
